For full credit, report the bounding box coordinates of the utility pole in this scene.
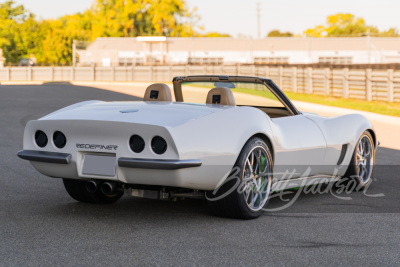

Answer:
[367,29,371,64]
[257,2,261,39]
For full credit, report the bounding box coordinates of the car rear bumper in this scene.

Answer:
[17,150,224,190]
[18,150,202,170]
[17,150,71,164]
[118,158,202,170]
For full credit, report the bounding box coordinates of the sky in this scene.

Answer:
[13,0,400,38]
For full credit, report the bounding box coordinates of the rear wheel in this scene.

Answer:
[342,131,375,190]
[206,137,273,219]
[63,179,123,204]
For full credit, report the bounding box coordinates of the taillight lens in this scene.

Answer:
[151,136,167,154]
[53,131,67,148]
[129,135,145,153]
[35,130,48,148]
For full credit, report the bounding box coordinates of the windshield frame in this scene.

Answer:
[172,75,300,115]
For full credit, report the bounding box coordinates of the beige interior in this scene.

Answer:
[143,83,172,101]
[205,87,236,106]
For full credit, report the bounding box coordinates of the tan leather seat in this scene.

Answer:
[206,87,236,106]
[143,83,172,101]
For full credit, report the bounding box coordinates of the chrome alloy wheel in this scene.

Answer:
[242,146,272,211]
[356,135,374,184]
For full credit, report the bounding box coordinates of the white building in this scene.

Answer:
[77,37,400,67]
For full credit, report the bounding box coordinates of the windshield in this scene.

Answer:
[180,81,285,108]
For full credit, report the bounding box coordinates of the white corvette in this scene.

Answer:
[18,76,377,219]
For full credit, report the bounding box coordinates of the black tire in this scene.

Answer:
[206,137,273,219]
[341,131,375,191]
[63,179,123,204]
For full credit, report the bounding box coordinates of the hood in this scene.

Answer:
[39,101,233,128]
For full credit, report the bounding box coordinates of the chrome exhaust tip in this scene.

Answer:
[100,182,117,196]
[86,180,99,193]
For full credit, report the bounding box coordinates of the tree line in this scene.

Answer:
[268,13,399,37]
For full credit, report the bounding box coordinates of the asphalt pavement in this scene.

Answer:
[0,83,399,266]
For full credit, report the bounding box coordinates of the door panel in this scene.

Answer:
[271,114,327,179]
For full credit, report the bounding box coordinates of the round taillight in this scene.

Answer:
[129,135,145,153]
[53,131,67,148]
[35,130,48,148]
[151,136,167,155]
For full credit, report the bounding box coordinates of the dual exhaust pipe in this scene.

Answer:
[86,180,120,196]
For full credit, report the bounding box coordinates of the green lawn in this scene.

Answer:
[283,92,400,117]
[235,88,400,117]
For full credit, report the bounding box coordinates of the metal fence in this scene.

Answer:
[1,65,399,102]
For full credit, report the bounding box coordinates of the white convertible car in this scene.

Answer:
[18,75,377,219]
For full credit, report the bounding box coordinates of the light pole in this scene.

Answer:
[367,30,371,64]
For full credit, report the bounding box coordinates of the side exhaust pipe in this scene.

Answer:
[101,182,119,196]
[86,180,99,193]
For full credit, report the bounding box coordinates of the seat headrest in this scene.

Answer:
[206,87,236,106]
[143,83,172,101]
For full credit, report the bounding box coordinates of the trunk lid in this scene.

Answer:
[40,101,232,127]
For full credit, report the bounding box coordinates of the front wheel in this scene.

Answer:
[206,137,273,219]
[63,179,123,204]
[342,131,375,190]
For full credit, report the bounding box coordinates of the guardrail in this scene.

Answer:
[0,65,399,102]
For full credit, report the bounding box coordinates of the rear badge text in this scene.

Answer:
[76,144,118,150]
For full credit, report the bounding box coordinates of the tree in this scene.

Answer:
[199,32,231,37]
[0,1,49,64]
[39,0,202,64]
[304,13,399,37]
[267,30,293,37]
[0,0,28,63]
[379,27,400,37]
[89,0,199,38]
[0,0,204,65]
[18,14,47,62]
[41,13,93,65]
